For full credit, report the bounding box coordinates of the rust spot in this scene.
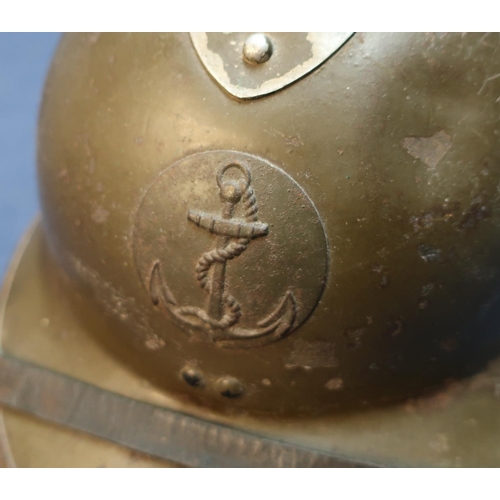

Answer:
[403,130,452,168]
[344,326,367,349]
[145,335,166,350]
[421,283,435,297]
[404,364,500,416]
[410,202,460,232]
[418,244,442,263]
[284,135,303,148]
[325,378,344,391]
[458,196,490,229]
[385,319,404,337]
[418,298,429,310]
[92,206,109,224]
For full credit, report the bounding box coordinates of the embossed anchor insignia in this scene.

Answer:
[149,163,297,345]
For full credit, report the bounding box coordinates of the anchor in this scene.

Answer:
[149,162,297,346]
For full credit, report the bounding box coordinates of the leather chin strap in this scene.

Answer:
[0,354,373,468]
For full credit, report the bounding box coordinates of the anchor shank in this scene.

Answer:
[208,201,234,321]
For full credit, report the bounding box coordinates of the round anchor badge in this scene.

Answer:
[133,151,328,348]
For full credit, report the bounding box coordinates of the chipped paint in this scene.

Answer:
[403,130,452,168]
[287,339,338,369]
[190,32,354,99]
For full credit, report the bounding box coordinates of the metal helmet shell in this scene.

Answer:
[33,32,500,419]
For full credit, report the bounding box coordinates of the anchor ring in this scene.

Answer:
[217,163,251,193]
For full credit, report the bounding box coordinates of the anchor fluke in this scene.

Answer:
[214,290,297,347]
[150,262,177,307]
[257,290,297,329]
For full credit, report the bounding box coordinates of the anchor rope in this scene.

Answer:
[178,184,259,330]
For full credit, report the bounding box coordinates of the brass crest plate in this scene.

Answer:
[133,151,328,348]
[190,32,354,99]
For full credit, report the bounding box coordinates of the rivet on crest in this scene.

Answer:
[243,34,273,65]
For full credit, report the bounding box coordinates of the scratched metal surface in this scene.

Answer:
[0,33,60,279]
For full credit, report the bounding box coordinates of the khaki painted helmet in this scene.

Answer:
[2,32,500,467]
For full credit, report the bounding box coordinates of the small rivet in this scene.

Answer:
[243,33,273,65]
[217,377,244,398]
[181,367,204,387]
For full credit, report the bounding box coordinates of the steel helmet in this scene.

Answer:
[2,32,500,467]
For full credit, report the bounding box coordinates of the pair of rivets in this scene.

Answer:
[181,367,244,398]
